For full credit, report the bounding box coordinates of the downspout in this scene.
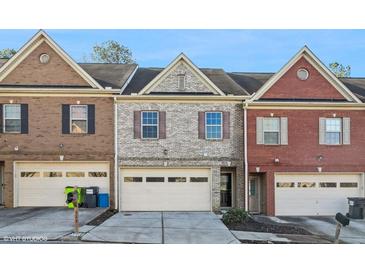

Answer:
[243,101,249,211]
[113,96,118,210]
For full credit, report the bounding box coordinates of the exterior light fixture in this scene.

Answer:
[255,166,260,173]
[317,167,322,173]
[9,100,13,104]
[60,155,64,161]
[274,158,280,164]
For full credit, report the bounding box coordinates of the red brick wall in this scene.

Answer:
[0,41,90,86]
[247,109,365,215]
[261,57,346,100]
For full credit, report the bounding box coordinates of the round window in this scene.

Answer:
[39,53,50,64]
[297,68,309,80]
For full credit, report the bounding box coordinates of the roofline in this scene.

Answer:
[120,64,139,94]
[117,94,249,102]
[244,100,365,109]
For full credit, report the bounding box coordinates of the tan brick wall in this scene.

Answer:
[0,96,115,208]
[0,41,90,86]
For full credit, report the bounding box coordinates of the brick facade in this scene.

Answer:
[117,102,245,210]
[0,96,115,208]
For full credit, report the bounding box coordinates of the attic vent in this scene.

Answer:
[297,68,309,80]
[39,53,50,64]
[177,74,186,91]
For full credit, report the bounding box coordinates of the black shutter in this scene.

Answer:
[20,104,28,134]
[0,104,3,133]
[62,104,70,134]
[87,104,95,134]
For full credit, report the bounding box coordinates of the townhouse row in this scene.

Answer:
[1,30,365,216]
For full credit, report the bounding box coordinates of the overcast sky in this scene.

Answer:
[1,29,365,76]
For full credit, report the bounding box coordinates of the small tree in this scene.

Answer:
[90,40,135,64]
[329,62,351,78]
[0,48,16,59]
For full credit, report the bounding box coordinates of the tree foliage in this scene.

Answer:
[90,40,135,64]
[0,48,16,59]
[329,62,351,77]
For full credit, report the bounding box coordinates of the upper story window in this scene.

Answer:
[263,117,280,145]
[70,105,88,134]
[205,112,222,140]
[141,111,159,139]
[3,104,21,133]
[177,74,186,91]
[325,118,342,145]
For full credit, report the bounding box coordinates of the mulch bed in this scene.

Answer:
[87,209,118,226]
[226,216,312,235]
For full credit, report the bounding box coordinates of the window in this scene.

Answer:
[3,104,21,133]
[190,177,209,183]
[319,182,337,188]
[297,182,316,188]
[70,105,87,134]
[168,177,186,183]
[263,118,280,144]
[340,182,358,188]
[297,68,309,80]
[205,112,222,140]
[325,118,342,145]
[66,172,85,177]
[141,111,158,139]
[43,172,62,177]
[146,177,164,183]
[21,172,40,177]
[177,74,186,91]
[276,182,295,188]
[88,172,107,177]
[124,177,143,183]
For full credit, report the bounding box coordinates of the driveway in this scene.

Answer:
[82,212,240,244]
[0,207,106,242]
[271,216,365,244]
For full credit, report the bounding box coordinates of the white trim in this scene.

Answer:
[141,111,159,139]
[0,30,103,90]
[138,53,226,96]
[262,117,281,145]
[243,103,249,210]
[323,117,342,145]
[250,46,361,103]
[70,105,88,134]
[113,96,119,210]
[205,111,223,140]
[120,65,139,94]
[2,104,21,133]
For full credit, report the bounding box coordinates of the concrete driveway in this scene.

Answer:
[82,212,240,244]
[0,207,105,242]
[273,216,365,244]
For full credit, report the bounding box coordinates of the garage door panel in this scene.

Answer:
[275,173,363,216]
[121,168,211,211]
[17,162,110,207]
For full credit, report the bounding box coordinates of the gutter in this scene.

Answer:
[243,101,249,211]
[113,96,119,210]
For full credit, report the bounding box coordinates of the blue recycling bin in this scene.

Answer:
[97,193,109,208]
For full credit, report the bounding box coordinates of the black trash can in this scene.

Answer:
[84,187,100,208]
[347,197,365,219]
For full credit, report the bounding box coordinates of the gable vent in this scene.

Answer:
[177,74,186,91]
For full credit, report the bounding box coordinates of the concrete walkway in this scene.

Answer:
[0,207,106,242]
[82,211,240,244]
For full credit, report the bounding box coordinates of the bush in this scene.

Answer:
[222,208,248,225]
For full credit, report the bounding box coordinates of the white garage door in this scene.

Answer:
[16,162,110,207]
[120,168,211,211]
[275,173,364,216]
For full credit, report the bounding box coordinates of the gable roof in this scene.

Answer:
[0,30,103,89]
[137,53,227,96]
[250,46,361,103]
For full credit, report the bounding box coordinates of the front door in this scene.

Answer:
[0,166,3,205]
[249,176,261,213]
[220,173,232,208]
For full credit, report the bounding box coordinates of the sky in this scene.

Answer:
[1,29,365,76]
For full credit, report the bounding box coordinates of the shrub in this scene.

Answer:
[222,208,248,225]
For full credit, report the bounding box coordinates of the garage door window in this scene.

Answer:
[43,172,62,177]
[297,182,316,188]
[89,172,107,177]
[319,182,337,188]
[190,177,209,183]
[340,182,358,188]
[168,177,186,183]
[124,177,143,183]
[276,182,295,188]
[21,172,40,177]
[66,172,85,177]
[146,177,165,183]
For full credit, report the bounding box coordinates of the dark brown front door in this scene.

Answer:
[220,173,232,207]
